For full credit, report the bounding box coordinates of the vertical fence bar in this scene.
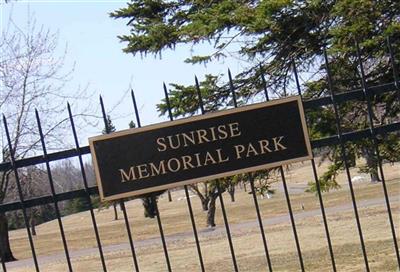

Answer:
[355,41,400,268]
[248,175,273,272]
[152,193,172,272]
[99,96,140,272]
[67,104,107,272]
[131,89,171,272]
[228,69,238,108]
[183,187,205,272]
[292,60,337,272]
[216,181,238,272]
[279,166,305,271]
[387,37,400,98]
[162,85,205,272]
[310,160,337,269]
[1,257,6,272]
[232,69,273,271]
[195,76,239,272]
[35,109,73,272]
[2,116,39,272]
[195,76,205,114]
[260,65,269,102]
[323,48,370,271]
[260,67,305,271]
[121,201,140,272]
[130,90,141,127]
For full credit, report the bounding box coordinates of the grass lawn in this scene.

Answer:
[5,160,400,271]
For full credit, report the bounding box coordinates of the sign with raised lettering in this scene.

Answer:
[89,96,312,201]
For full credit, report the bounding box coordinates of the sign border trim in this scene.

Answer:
[89,96,312,201]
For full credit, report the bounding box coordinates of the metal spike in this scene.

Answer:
[195,76,205,114]
[131,89,141,127]
[259,64,269,101]
[228,69,238,107]
[292,60,302,97]
[163,83,173,121]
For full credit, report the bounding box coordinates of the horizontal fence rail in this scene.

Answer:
[0,102,398,214]
[0,93,398,213]
[0,120,398,174]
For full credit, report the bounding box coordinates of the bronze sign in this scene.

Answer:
[89,96,312,201]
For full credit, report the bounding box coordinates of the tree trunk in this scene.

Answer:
[206,194,218,227]
[370,172,380,182]
[201,197,210,211]
[0,213,16,262]
[188,184,209,211]
[243,182,247,192]
[228,184,235,202]
[30,216,36,236]
[167,190,172,202]
[113,202,118,220]
[363,147,380,182]
[142,197,157,218]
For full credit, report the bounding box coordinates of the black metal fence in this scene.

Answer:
[0,38,399,272]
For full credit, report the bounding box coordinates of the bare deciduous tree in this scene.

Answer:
[0,14,90,262]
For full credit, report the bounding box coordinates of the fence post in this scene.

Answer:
[2,115,40,272]
[67,103,107,272]
[35,109,73,272]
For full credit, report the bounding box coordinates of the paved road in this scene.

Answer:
[5,196,399,270]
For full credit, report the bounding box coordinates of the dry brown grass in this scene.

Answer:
[6,160,400,271]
